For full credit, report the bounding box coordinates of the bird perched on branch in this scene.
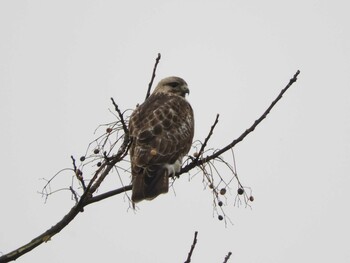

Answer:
[129,76,194,203]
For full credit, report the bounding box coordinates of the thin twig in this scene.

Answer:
[223,251,232,263]
[71,156,86,190]
[110,97,128,134]
[184,231,198,263]
[145,53,161,100]
[194,114,219,163]
[69,186,79,203]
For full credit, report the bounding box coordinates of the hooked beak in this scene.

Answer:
[182,85,190,96]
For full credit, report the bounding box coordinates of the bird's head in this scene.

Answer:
[153,76,189,98]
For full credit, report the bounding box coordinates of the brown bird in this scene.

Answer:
[129,76,194,203]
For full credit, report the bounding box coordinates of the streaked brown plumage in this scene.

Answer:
[129,77,194,203]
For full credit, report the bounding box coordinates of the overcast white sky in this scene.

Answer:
[1,1,349,262]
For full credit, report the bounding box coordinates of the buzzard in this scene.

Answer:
[129,76,194,203]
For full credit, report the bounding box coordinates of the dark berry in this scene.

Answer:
[106,128,112,133]
[218,215,224,221]
[93,149,100,154]
[97,162,102,167]
[209,183,214,189]
[220,188,226,195]
[80,156,86,162]
[237,188,244,195]
[249,196,254,202]
[218,201,223,207]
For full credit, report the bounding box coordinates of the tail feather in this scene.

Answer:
[131,166,169,203]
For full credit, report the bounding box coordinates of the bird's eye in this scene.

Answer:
[168,82,179,88]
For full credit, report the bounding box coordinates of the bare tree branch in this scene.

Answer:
[184,231,198,263]
[0,202,81,262]
[179,70,300,175]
